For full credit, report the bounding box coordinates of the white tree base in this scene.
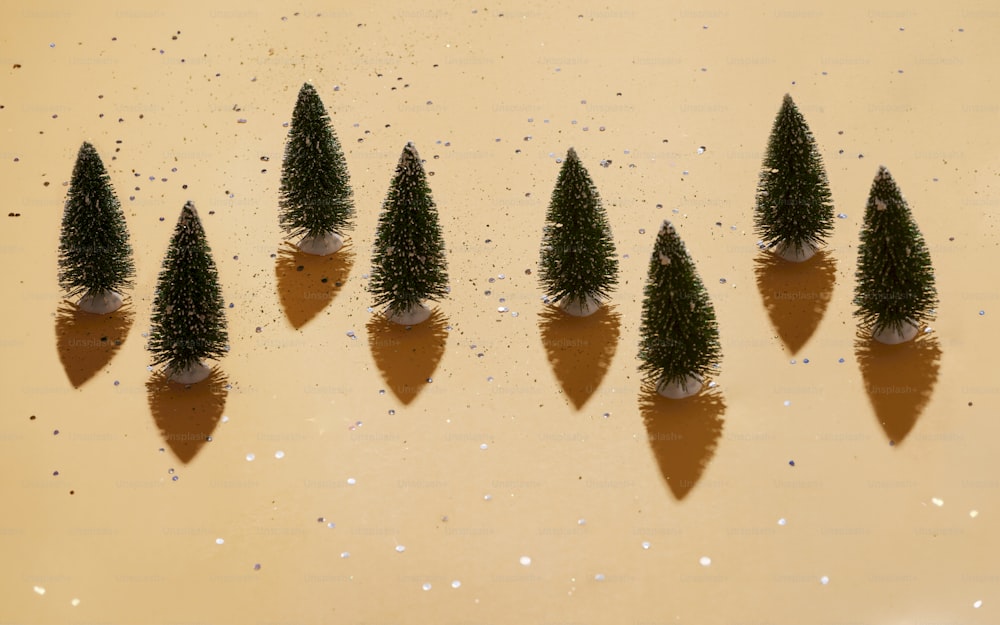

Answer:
[774,242,818,263]
[77,289,124,314]
[165,361,213,384]
[297,231,344,256]
[386,302,433,325]
[872,320,920,344]
[656,374,704,399]
[559,294,602,317]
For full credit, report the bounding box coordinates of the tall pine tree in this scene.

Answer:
[854,166,937,344]
[148,202,229,383]
[58,141,135,313]
[638,221,722,398]
[278,82,354,255]
[369,142,449,325]
[754,93,835,261]
[539,147,619,316]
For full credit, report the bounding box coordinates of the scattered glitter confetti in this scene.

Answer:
[215,538,225,545]
[699,556,712,566]
[778,518,787,526]
[520,556,532,566]
[395,545,406,553]
[71,598,80,606]
[820,576,830,585]
[451,580,461,588]
[974,600,983,608]
[970,510,979,518]
[422,582,432,591]
[274,451,285,459]
[340,551,350,558]
[479,443,488,450]
[641,541,651,550]
[594,573,606,581]
[932,497,944,507]
[254,563,261,570]
[347,478,356,485]
[33,586,45,595]
[246,453,255,462]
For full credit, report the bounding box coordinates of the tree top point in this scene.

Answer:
[782,93,794,104]
[658,219,675,236]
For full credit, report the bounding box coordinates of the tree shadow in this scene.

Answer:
[146,367,229,464]
[54,301,134,388]
[367,308,449,405]
[754,250,836,354]
[855,332,942,446]
[538,304,620,410]
[275,240,355,329]
[639,384,726,501]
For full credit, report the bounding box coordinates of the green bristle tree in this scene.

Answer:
[278,82,354,255]
[148,201,229,383]
[57,141,135,313]
[538,147,619,316]
[854,166,937,344]
[369,142,449,325]
[638,220,722,398]
[754,93,835,261]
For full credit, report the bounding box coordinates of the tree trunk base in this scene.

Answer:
[386,302,433,325]
[559,294,602,317]
[872,320,920,344]
[774,241,818,263]
[165,361,213,384]
[297,231,344,256]
[656,373,704,399]
[77,289,124,314]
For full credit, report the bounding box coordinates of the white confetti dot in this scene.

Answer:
[340,551,350,558]
[699,556,711,566]
[594,573,605,581]
[395,545,406,553]
[483,494,492,501]
[245,453,255,462]
[577,518,586,526]
[33,586,45,595]
[932,497,944,507]
[520,556,532,566]
[422,582,432,591]
[970,510,979,518]
[71,598,80,607]
[820,576,830,585]
[274,450,285,459]
[221,415,229,423]
[216,538,225,545]
[479,443,488,450]
[783,400,791,407]
[451,580,461,588]
[974,600,983,608]
[347,478,356,485]
[777,518,787,526]
[641,541,651,550]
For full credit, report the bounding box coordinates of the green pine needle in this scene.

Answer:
[57,142,135,299]
[279,83,355,240]
[854,166,937,336]
[369,142,449,316]
[148,201,229,372]
[538,147,619,309]
[638,220,722,387]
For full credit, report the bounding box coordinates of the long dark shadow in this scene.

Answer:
[754,250,836,354]
[275,240,354,329]
[55,301,134,388]
[538,304,620,410]
[367,308,449,405]
[855,332,941,446]
[147,368,229,464]
[640,384,726,501]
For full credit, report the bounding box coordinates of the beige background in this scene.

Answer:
[2,0,998,623]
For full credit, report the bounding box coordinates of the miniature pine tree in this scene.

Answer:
[148,201,229,383]
[538,147,619,316]
[638,220,722,398]
[278,82,354,255]
[57,141,135,313]
[369,142,449,324]
[854,166,937,344]
[754,93,835,261]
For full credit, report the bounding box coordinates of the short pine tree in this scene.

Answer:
[58,142,135,310]
[638,220,722,393]
[539,147,619,314]
[854,166,937,339]
[754,93,835,259]
[148,202,229,378]
[369,142,449,320]
[278,83,354,245]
